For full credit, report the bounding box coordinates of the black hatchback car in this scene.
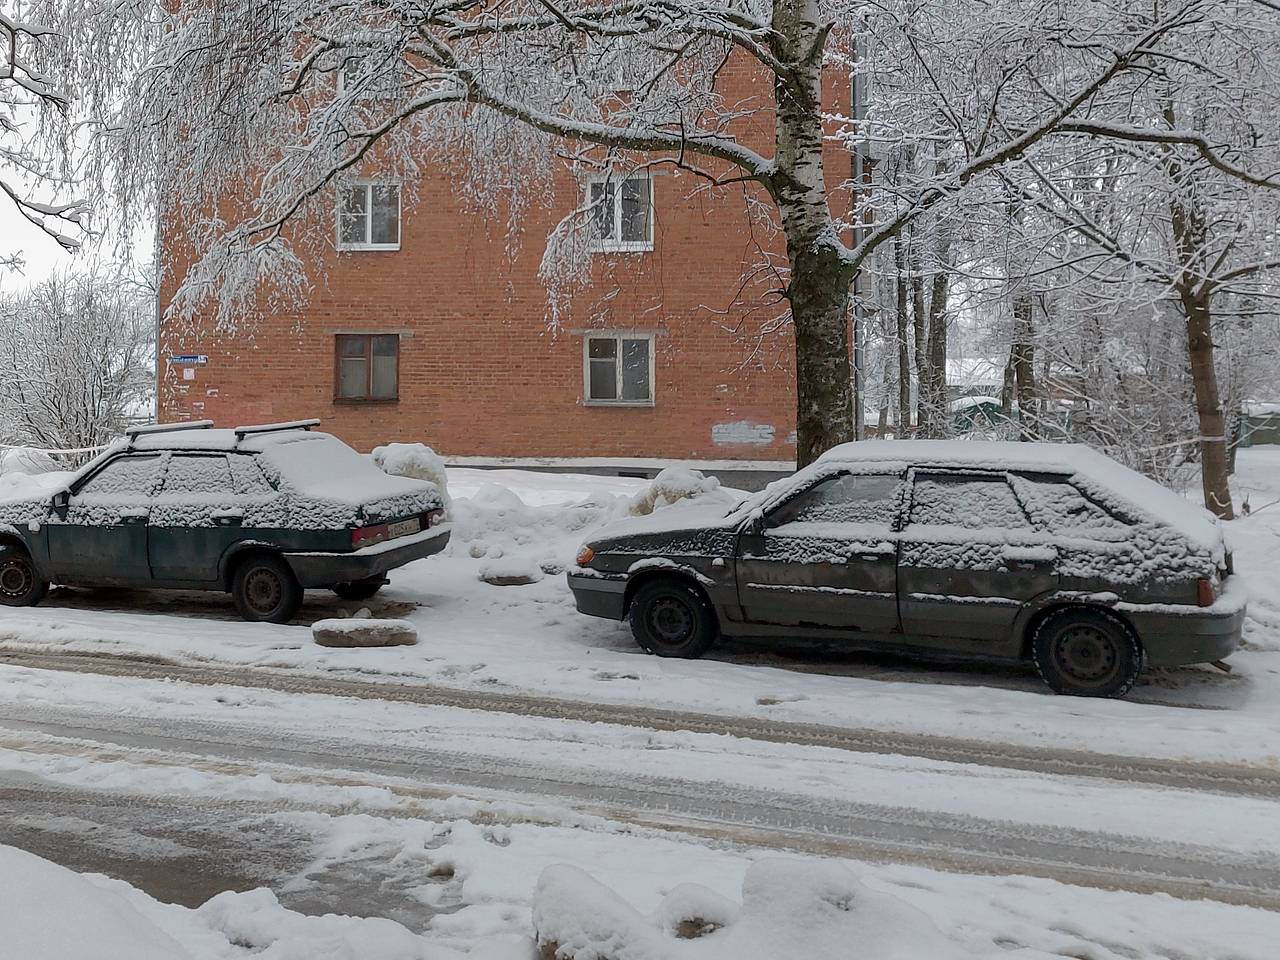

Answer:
[0,420,448,622]
[569,440,1244,697]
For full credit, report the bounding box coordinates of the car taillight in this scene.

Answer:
[576,545,595,567]
[352,523,390,549]
[1197,578,1217,607]
[425,508,445,528]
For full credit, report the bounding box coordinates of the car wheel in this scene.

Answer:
[629,579,717,659]
[0,545,48,607]
[232,554,302,623]
[332,577,384,601]
[1031,607,1143,698]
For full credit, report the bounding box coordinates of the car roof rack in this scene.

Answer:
[233,418,321,440]
[123,420,214,447]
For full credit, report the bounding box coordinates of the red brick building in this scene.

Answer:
[158,64,852,472]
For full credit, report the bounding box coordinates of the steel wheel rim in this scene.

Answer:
[1054,625,1120,686]
[0,560,33,599]
[646,595,695,645]
[245,568,283,613]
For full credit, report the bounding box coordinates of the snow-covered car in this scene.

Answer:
[0,420,449,623]
[568,440,1245,697]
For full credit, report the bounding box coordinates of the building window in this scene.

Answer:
[587,174,652,252]
[335,334,399,401]
[337,51,402,98]
[337,183,400,250]
[584,333,653,405]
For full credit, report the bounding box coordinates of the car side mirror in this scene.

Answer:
[51,490,70,511]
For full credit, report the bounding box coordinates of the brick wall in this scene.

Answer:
[159,61,852,462]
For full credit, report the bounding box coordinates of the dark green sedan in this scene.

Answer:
[0,420,448,622]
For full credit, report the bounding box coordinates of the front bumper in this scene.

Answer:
[1120,576,1247,667]
[286,523,451,587]
[567,570,629,620]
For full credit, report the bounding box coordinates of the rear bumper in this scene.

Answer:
[285,524,451,587]
[567,570,629,620]
[1121,577,1247,667]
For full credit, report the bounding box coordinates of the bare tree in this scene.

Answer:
[0,267,155,454]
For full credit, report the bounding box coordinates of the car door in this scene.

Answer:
[148,453,245,583]
[898,470,1057,645]
[735,471,902,633]
[46,453,163,585]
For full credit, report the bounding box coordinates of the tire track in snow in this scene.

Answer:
[2,646,1279,800]
[1,708,1278,911]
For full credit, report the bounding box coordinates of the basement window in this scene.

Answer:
[584,333,654,406]
[337,183,401,250]
[336,334,399,401]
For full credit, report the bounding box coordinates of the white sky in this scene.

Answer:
[0,202,77,292]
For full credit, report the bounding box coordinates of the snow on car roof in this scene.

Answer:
[125,427,329,453]
[812,440,1222,549]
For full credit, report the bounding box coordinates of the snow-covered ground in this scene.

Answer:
[2,454,1280,766]
[4,450,1280,957]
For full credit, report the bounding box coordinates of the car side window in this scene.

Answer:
[1008,474,1130,539]
[76,455,163,499]
[908,473,1031,531]
[768,473,899,527]
[228,454,275,496]
[162,455,234,495]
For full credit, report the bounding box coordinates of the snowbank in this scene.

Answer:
[532,859,968,960]
[0,844,194,960]
[313,617,418,647]
[373,442,451,505]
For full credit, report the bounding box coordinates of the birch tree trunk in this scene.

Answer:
[893,235,912,433]
[773,0,856,466]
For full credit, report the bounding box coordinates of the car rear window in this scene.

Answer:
[908,473,1031,531]
[77,455,162,498]
[1009,474,1130,539]
[768,473,899,526]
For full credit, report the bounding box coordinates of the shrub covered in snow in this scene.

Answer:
[630,467,725,516]
[532,859,968,960]
[372,442,451,505]
[0,447,60,477]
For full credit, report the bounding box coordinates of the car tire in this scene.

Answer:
[332,577,384,601]
[629,578,717,659]
[1031,607,1143,698]
[0,545,48,607]
[232,554,302,623]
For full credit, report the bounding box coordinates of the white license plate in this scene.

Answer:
[387,517,421,539]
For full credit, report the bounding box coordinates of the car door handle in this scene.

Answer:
[1002,546,1056,569]
[213,510,244,527]
[850,550,895,562]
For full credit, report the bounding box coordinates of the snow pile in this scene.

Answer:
[630,467,728,516]
[0,447,60,476]
[449,481,633,576]
[532,859,968,960]
[372,442,451,506]
[0,844,194,960]
[197,887,441,959]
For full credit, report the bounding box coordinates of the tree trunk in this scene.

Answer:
[893,235,912,434]
[1182,292,1234,519]
[1011,292,1037,440]
[924,265,949,437]
[1163,99,1233,519]
[909,229,928,432]
[772,0,856,466]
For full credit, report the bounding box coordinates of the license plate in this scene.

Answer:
[387,517,421,539]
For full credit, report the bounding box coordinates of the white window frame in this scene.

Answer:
[583,331,656,407]
[585,172,654,253]
[336,181,401,252]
